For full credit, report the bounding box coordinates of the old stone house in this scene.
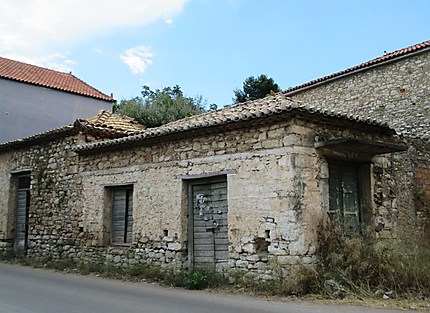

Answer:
[0,56,115,143]
[0,39,428,277]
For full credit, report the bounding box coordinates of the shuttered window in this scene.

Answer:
[111,187,133,245]
[329,162,362,235]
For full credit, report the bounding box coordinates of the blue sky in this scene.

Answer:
[1,0,429,107]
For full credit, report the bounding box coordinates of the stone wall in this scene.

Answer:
[288,51,430,141]
[372,151,416,240]
[416,162,430,238]
[416,163,430,211]
[0,135,84,258]
[0,151,13,247]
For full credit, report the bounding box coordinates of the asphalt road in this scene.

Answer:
[0,263,416,313]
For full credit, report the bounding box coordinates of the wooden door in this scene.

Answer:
[111,188,133,245]
[14,176,30,255]
[189,176,228,271]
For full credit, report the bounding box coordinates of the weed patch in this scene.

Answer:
[301,219,430,298]
[181,269,227,290]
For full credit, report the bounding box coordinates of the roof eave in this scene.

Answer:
[0,126,77,153]
[283,46,430,96]
[75,108,395,155]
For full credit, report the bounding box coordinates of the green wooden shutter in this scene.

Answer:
[342,166,360,234]
[329,163,361,235]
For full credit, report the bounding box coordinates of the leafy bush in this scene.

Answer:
[183,269,209,290]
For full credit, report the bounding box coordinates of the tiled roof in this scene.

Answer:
[0,111,144,152]
[282,39,430,95]
[0,56,115,102]
[75,93,393,153]
[76,110,146,137]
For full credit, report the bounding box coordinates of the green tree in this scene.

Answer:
[114,85,214,128]
[233,74,281,104]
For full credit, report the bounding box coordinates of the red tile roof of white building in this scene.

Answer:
[0,56,115,102]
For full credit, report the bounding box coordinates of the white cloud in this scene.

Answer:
[120,46,155,74]
[4,52,76,73]
[165,19,174,26]
[0,0,187,69]
[44,53,77,73]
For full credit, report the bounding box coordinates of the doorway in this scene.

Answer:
[188,176,228,271]
[14,175,30,255]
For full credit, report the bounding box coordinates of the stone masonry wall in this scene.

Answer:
[0,151,13,254]
[416,162,430,238]
[372,151,416,240]
[289,51,430,141]
[416,163,430,212]
[0,135,84,258]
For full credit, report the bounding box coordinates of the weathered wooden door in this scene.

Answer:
[14,176,30,255]
[329,163,361,234]
[111,188,133,245]
[189,176,228,272]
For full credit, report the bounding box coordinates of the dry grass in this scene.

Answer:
[299,219,430,299]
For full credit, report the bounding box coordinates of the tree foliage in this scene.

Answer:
[233,74,281,104]
[114,85,213,128]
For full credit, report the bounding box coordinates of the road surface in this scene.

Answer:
[0,263,415,313]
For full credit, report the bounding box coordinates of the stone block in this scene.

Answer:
[246,254,260,262]
[167,242,181,251]
[242,243,256,254]
[289,235,308,256]
[277,255,300,265]
[236,260,248,268]
[268,244,287,256]
[262,139,281,149]
[240,235,255,244]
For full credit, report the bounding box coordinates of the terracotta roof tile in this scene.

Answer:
[77,110,146,137]
[0,56,115,102]
[76,94,393,153]
[282,39,430,94]
[0,111,144,151]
